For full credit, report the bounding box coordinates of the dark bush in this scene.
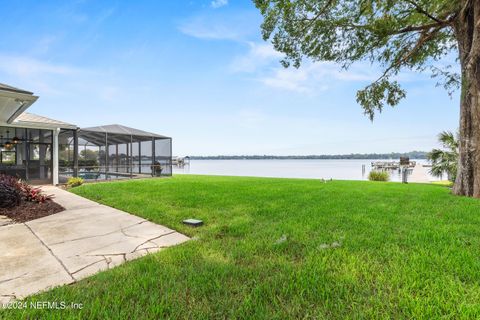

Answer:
[0,174,53,205]
[78,159,99,168]
[0,174,21,188]
[0,181,21,208]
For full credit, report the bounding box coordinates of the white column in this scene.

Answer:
[53,128,59,185]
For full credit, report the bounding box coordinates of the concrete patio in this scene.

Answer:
[0,186,189,305]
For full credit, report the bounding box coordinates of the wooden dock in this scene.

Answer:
[172,156,190,166]
[370,161,430,183]
[408,163,431,183]
[371,161,416,170]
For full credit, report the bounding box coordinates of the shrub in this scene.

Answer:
[427,131,458,182]
[0,174,53,204]
[67,177,84,188]
[0,181,22,208]
[368,170,390,182]
[0,175,22,208]
[0,174,21,189]
[19,182,53,203]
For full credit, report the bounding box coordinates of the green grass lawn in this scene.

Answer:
[3,175,480,319]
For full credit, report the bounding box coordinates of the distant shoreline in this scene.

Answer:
[188,151,428,160]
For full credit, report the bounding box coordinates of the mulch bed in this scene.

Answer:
[0,200,65,223]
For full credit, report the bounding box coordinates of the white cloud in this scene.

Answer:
[0,53,133,102]
[260,62,377,93]
[230,42,377,93]
[0,54,89,95]
[179,18,240,40]
[0,54,81,78]
[178,11,260,41]
[260,67,312,93]
[230,42,283,73]
[211,0,228,9]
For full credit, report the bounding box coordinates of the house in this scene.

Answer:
[0,83,172,185]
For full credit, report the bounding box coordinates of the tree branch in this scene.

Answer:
[392,21,450,35]
[402,0,446,23]
[370,26,443,85]
[297,20,450,37]
[300,0,335,34]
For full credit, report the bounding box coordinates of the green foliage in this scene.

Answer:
[191,150,429,160]
[80,149,99,160]
[20,183,53,203]
[254,0,461,119]
[428,130,458,182]
[357,79,406,120]
[59,149,99,169]
[6,176,480,319]
[0,174,52,205]
[78,159,99,168]
[368,170,390,181]
[0,180,22,208]
[59,159,99,168]
[67,177,84,188]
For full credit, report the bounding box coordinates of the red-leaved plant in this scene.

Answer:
[18,181,53,203]
[0,174,53,204]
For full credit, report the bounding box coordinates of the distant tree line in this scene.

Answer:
[189,151,428,160]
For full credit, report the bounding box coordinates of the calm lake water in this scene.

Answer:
[173,159,438,182]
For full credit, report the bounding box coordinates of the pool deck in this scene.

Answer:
[0,187,189,305]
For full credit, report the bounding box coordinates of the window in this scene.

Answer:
[1,151,16,165]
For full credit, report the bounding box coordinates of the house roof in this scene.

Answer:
[0,83,34,95]
[0,83,171,142]
[79,124,170,138]
[13,112,77,129]
[0,83,38,124]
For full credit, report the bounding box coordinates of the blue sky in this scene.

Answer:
[0,0,459,156]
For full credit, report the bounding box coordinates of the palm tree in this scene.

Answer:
[427,131,459,182]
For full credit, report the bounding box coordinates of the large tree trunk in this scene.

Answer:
[453,1,480,197]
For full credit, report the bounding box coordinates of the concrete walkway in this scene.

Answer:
[0,186,189,305]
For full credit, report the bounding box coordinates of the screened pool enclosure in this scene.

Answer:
[0,82,172,185]
[58,124,172,183]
